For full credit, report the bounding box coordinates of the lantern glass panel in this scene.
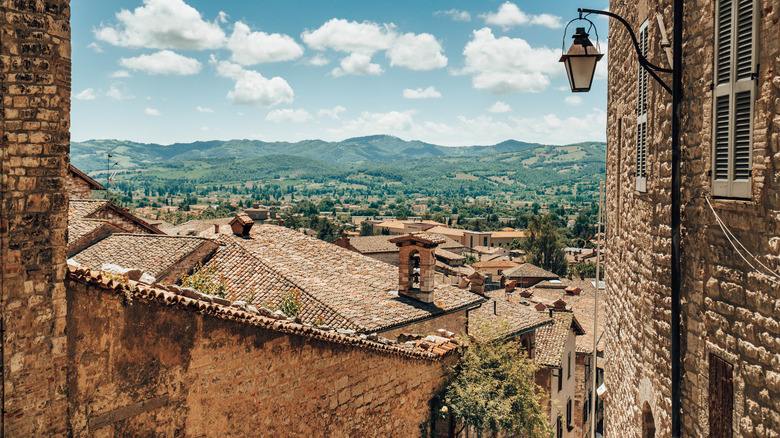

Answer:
[566,56,598,92]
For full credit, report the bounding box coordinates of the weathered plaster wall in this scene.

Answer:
[0,0,71,435]
[66,278,454,437]
[604,0,780,436]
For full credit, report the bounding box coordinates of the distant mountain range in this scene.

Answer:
[70,135,552,173]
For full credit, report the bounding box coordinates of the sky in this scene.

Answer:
[71,0,609,147]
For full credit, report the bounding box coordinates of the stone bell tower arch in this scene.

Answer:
[389,233,443,304]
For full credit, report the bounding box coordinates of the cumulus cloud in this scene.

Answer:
[106,84,134,100]
[228,22,304,65]
[120,50,202,75]
[110,70,131,78]
[265,108,312,123]
[305,55,330,66]
[196,106,213,113]
[488,101,511,113]
[460,28,560,94]
[74,88,96,100]
[337,110,416,134]
[94,0,227,50]
[302,18,395,54]
[303,18,447,75]
[481,2,562,29]
[332,53,383,77]
[386,33,447,70]
[564,96,583,105]
[212,57,294,107]
[434,9,471,22]
[87,42,103,53]
[145,108,161,116]
[317,105,346,119]
[403,86,442,99]
[509,108,607,142]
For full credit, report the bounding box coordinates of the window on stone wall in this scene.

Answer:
[566,398,572,429]
[709,354,733,438]
[712,0,757,198]
[635,20,649,192]
[557,369,563,392]
[568,351,572,380]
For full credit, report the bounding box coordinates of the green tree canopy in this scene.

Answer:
[523,214,568,275]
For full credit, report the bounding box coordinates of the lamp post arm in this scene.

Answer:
[578,8,672,94]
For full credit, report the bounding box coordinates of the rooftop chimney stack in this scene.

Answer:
[229,213,254,237]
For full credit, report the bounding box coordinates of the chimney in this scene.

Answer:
[534,302,547,312]
[229,213,254,237]
[468,271,486,294]
[553,298,567,312]
[214,224,220,234]
[389,233,443,304]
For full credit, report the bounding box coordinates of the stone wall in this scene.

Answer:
[379,308,469,340]
[604,0,780,436]
[0,0,71,435]
[65,171,92,199]
[66,276,455,436]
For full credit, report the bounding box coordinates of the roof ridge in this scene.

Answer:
[108,233,214,241]
[228,237,367,332]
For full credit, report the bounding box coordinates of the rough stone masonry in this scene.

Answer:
[0,0,71,435]
[603,0,780,436]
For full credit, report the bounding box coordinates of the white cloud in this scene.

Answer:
[196,106,213,113]
[387,33,447,70]
[317,105,346,119]
[74,88,96,100]
[434,9,471,22]
[212,58,294,107]
[460,28,560,94]
[481,2,562,29]
[508,108,607,143]
[227,22,304,65]
[106,84,134,100]
[301,18,395,54]
[403,86,442,99]
[265,108,312,123]
[305,55,330,66]
[145,108,161,116]
[333,110,416,136]
[564,95,583,105]
[87,42,103,53]
[94,0,227,50]
[120,50,202,75]
[332,53,383,77]
[217,11,228,24]
[487,101,511,113]
[110,70,131,78]
[201,126,210,131]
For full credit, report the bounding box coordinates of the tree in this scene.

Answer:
[359,221,374,236]
[522,214,568,275]
[443,336,552,437]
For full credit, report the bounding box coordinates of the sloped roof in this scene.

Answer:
[503,263,559,279]
[490,231,528,239]
[66,265,458,361]
[534,312,585,368]
[68,219,115,246]
[425,226,465,237]
[164,217,233,237]
[69,200,162,234]
[347,235,402,253]
[435,248,464,262]
[69,164,105,190]
[70,234,215,278]
[206,225,484,333]
[468,291,551,340]
[472,260,521,269]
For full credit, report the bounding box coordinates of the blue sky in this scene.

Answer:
[71,0,609,146]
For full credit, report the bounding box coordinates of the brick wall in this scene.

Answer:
[604,0,780,436]
[0,0,71,435]
[65,172,92,199]
[66,277,454,436]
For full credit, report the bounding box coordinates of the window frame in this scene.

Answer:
[636,20,649,192]
[711,0,758,198]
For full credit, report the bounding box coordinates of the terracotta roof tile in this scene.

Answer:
[66,265,457,361]
[534,312,574,368]
[503,263,559,279]
[468,291,551,340]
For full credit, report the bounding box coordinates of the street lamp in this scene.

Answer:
[559,27,603,92]
[561,5,682,438]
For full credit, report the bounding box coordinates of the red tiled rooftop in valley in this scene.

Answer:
[468,290,551,340]
[342,233,463,255]
[533,312,584,368]
[69,200,162,234]
[471,260,521,270]
[203,225,484,333]
[65,265,458,361]
[502,263,559,279]
[70,234,216,279]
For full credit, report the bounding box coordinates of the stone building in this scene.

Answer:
[603,0,779,436]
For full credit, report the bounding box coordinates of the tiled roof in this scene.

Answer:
[435,248,464,262]
[346,235,400,253]
[69,200,162,234]
[490,231,528,239]
[70,234,215,278]
[68,219,112,246]
[204,225,484,333]
[534,312,575,368]
[472,260,521,269]
[66,265,458,361]
[503,263,559,279]
[164,217,233,237]
[425,226,466,237]
[468,291,551,341]
[204,237,360,331]
[69,164,105,190]
[423,233,464,250]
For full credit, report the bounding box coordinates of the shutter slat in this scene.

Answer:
[714,96,730,180]
[716,0,733,84]
[733,91,752,178]
[735,0,754,79]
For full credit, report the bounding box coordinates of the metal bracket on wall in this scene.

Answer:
[655,13,674,68]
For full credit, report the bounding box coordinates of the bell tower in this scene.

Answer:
[390,233,443,304]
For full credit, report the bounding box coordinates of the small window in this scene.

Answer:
[712,0,757,198]
[556,416,563,438]
[709,354,733,437]
[566,398,572,429]
[568,351,572,380]
[636,20,649,192]
[557,370,563,392]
